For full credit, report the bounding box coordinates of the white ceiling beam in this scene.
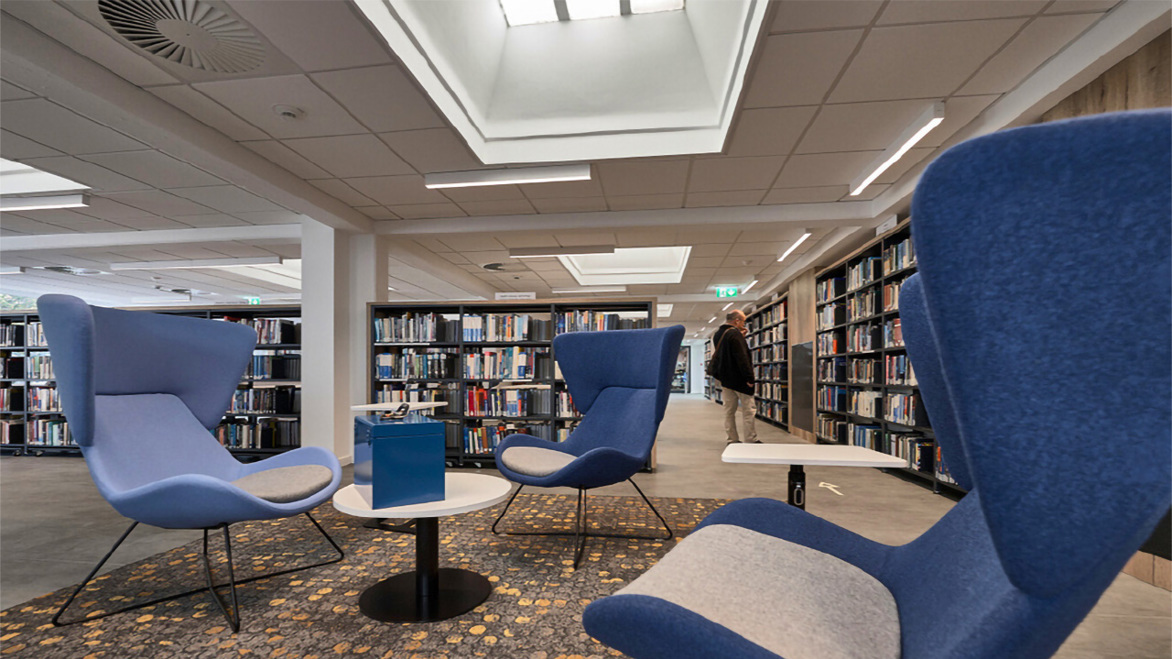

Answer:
[0,15,373,234]
[375,202,874,235]
[869,0,1171,220]
[0,223,300,251]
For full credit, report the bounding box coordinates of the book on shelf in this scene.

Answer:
[885,392,924,427]
[24,354,53,380]
[27,387,60,412]
[849,423,883,451]
[229,387,300,415]
[818,356,847,383]
[816,333,842,355]
[884,353,917,386]
[935,446,958,485]
[220,316,299,345]
[376,349,458,380]
[817,386,848,412]
[465,385,551,417]
[0,324,23,347]
[882,237,915,275]
[817,303,844,330]
[817,414,848,443]
[847,358,878,384]
[374,312,459,343]
[849,390,881,417]
[848,288,880,321]
[463,313,539,342]
[463,346,551,380]
[250,353,301,380]
[28,418,71,447]
[216,416,300,450]
[556,310,647,333]
[847,256,882,291]
[883,318,904,348]
[847,323,880,353]
[463,420,552,455]
[0,419,20,444]
[816,277,844,303]
[24,322,46,347]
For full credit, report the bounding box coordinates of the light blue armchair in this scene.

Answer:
[38,295,343,632]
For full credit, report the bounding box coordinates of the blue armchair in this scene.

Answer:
[492,325,685,568]
[583,109,1171,658]
[38,296,344,632]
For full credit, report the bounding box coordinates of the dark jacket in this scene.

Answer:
[712,324,754,395]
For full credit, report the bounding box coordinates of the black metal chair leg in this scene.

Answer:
[491,484,525,535]
[201,526,241,633]
[573,488,589,569]
[52,520,139,627]
[627,478,674,541]
[51,512,345,628]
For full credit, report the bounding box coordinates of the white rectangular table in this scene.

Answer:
[722,443,907,509]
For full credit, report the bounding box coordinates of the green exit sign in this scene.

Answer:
[716,286,739,298]
[245,297,262,305]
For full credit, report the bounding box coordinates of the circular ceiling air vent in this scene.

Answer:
[99,0,264,74]
[482,262,528,273]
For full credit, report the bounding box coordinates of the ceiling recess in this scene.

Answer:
[98,0,265,74]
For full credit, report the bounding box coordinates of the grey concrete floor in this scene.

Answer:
[1,394,1168,657]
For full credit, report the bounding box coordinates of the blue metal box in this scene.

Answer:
[353,413,445,508]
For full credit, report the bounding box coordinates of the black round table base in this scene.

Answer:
[359,568,492,622]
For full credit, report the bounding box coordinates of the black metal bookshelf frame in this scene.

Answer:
[367,299,656,469]
[746,294,789,430]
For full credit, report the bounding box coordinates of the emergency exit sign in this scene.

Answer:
[716,286,739,298]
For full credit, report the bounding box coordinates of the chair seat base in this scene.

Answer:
[359,568,491,623]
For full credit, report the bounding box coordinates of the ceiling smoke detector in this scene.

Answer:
[98,0,265,74]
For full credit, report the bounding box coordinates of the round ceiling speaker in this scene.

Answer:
[99,0,265,74]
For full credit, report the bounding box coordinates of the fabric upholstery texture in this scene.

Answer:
[583,109,1172,659]
[36,296,343,529]
[494,326,685,491]
[611,524,900,659]
[231,465,335,504]
[498,445,577,478]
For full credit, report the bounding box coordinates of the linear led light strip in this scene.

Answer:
[850,102,945,197]
[0,192,90,212]
[777,232,811,263]
[425,164,591,189]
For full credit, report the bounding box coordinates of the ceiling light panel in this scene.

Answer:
[565,0,621,21]
[499,0,559,27]
[424,164,591,189]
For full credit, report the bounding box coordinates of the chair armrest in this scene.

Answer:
[238,446,341,477]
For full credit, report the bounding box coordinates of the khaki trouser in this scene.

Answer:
[722,389,757,443]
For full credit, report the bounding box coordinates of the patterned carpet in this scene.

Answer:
[0,492,729,658]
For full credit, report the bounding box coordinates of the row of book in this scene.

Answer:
[883,278,907,313]
[850,423,883,451]
[847,256,883,292]
[848,358,878,384]
[463,347,552,380]
[25,354,53,380]
[816,277,845,303]
[0,325,20,347]
[466,386,551,417]
[215,417,300,450]
[462,421,545,455]
[248,354,300,380]
[26,387,60,412]
[463,314,547,342]
[848,287,880,322]
[27,418,72,446]
[748,324,785,349]
[883,319,905,348]
[229,388,300,415]
[748,301,786,333]
[817,333,842,356]
[892,434,935,472]
[752,344,786,363]
[24,322,46,347]
[0,419,19,444]
[818,357,846,383]
[756,400,786,426]
[375,350,458,380]
[818,414,848,443]
[817,303,843,331]
[885,392,924,427]
[817,386,848,412]
[555,390,580,418]
[847,324,880,353]
[557,310,648,334]
[223,317,299,345]
[373,313,460,343]
[850,390,881,417]
[883,238,915,275]
[754,363,785,382]
[756,381,785,402]
[885,353,918,386]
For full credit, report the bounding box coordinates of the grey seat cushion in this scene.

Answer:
[614,524,901,659]
[231,465,334,503]
[499,446,576,477]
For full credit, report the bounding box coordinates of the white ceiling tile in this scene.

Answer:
[744,30,864,108]
[79,151,225,188]
[761,185,848,204]
[687,256,725,269]
[1044,0,1120,13]
[0,81,35,101]
[517,176,605,199]
[378,129,483,173]
[462,250,510,264]
[677,227,741,244]
[112,216,197,231]
[458,200,537,216]
[239,140,333,179]
[233,210,305,225]
[828,19,1026,103]
[3,208,96,228]
[0,99,145,155]
[557,232,617,247]
[771,1,882,32]
[774,150,880,188]
[719,255,771,269]
[440,185,527,203]
[523,258,566,272]
[193,75,367,139]
[798,99,930,153]
[493,234,559,248]
[598,160,690,196]
[384,203,466,219]
[74,195,157,220]
[688,157,784,192]
[688,244,732,257]
[685,191,768,207]
[0,130,62,159]
[0,215,75,234]
[311,65,445,133]
[440,235,506,252]
[167,214,249,228]
[229,0,393,72]
[616,228,678,247]
[146,85,270,142]
[355,206,399,220]
[437,251,472,265]
[410,237,451,252]
[22,156,151,192]
[877,1,1047,24]
[168,185,286,213]
[529,197,609,214]
[729,241,786,257]
[605,194,684,211]
[726,106,818,157]
[103,190,218,216]
[283,134,413,178]
[308,179,378,207]
[346,175,449,205]
[958,14,1101,96]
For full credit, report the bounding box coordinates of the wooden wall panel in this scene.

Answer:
[787,270,816,443]
[1041,30,1170,122]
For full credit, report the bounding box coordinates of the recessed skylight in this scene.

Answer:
[559,246,692,286]
[0,158,89,202]
[500,0,683,26]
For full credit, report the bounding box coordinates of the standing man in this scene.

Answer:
[711,309,758,445]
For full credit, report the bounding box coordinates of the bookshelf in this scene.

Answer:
[814,220,961,492]
[703,338,722,404]
[0,305,303,460]
[746,294,788,430]
[367,299,655,468]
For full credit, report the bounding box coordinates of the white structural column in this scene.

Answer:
[300,218,353,460]
[349,234,390,420]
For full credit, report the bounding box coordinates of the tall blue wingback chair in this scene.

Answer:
[38,295,344,632]
[492,325,685,568]
[583,109,1171,659]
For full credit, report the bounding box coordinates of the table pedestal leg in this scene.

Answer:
[358,517,492,622]
[787,465,806,510]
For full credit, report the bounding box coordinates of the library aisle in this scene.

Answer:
[0,394,1167,657]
